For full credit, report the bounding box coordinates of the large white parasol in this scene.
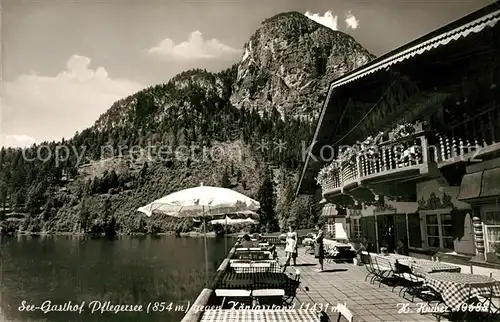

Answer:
[137,184,260,217]
[137,183,260,279]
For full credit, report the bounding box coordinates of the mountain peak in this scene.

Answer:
[230,11,375,119]
[252,11,336,44]
[263,11,314,24]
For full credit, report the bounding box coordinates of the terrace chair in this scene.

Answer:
[283,270,301,305]
[372,256,393,287]
[336,302,354,322]
[484,289,500,316]
[397,264,433,302]
[360,251,376,283]
[391,260,408,293]
[466,284,496,321]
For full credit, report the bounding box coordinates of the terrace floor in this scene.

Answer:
[278,247,448,322]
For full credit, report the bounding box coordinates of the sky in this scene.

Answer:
[1,0,496,147]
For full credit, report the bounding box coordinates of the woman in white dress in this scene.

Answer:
[282,224,298,272]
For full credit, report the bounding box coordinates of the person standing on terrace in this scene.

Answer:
[282,225,298,271]
[314,224,325,272]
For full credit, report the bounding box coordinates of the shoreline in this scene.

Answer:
[1,231,221,237]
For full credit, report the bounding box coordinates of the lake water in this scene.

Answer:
[0,235,234,322]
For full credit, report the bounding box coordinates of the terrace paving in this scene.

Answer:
[277,247,448,322]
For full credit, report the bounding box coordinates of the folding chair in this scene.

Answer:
[360,251,376,283]
[397,264,433,302]
[336,303,354,322]
[372,256,393,287]
[486,290,500,316]
[391,260,407,293]
[466,284,497,321]
[283,270,301,305]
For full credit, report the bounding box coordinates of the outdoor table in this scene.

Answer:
[231,262,272,273]
[254,272,290,290]
[229,259,276,263]
[258,242,270,246]
[253,289,285,296]
[215,289,251,297]
[325,242,356,261]
[424,272,500,310]
[233,250,272,260]
[386,254,415,262]
[200,309,321,322]
[219,272,254,289]
[230,260,280,273]
[385,254,414,262]
[231,262,272,268]
[236,247,264,251]
[217,272,290,290]
[373,254,414,267]
[410,260,461,276]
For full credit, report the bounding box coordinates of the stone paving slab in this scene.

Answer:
[277,247,447,322]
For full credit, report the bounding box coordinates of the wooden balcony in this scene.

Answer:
[321,133,431,197]
[321,127,500,200]
[433,105,500,166]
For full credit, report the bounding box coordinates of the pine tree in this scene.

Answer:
[256,168,278,232]
[79,197,91,232]
[108,170,118,188]
[219,167,231,188]
[305,195,319,227]
[276,179,295,231]
[26,182,47,214]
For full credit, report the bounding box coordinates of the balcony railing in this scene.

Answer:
[360,136,427,178]
[321,134,428,195]
[322,169,340,192]
[433,106,500,164]
[321,128,500,196]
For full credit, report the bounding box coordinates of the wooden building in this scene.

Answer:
[297,3,500,264]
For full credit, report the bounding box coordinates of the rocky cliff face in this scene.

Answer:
[230,12,375,119]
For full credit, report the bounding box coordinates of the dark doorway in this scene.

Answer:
[407,213,423,249]
[377,215,396,253]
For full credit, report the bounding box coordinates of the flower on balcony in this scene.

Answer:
[315,161,340,186]
[401,145,422,159]
[358,132,384,157]
[338,145,359,163]
[391,123,418,141]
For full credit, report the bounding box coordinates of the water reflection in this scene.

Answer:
[0,235,233,322]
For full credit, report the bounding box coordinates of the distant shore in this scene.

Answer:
[1,231,220,237]
[3,229,312,237]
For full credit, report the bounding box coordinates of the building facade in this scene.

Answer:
[297,3,500,264]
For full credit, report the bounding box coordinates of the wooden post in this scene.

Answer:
[472,210,485,261]
[375,215,380,253]
[405,213,410,250]
[420,135,429,164]
[356,155,362,180]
